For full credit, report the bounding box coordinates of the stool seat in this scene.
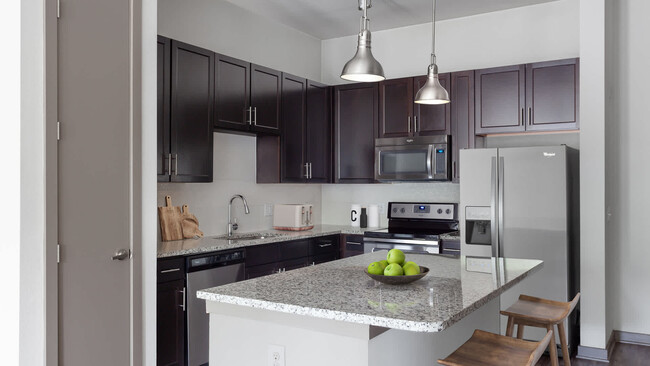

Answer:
[501,294,576,324]
[438,329,553,366]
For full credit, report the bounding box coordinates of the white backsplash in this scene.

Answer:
[158,133,322,238]
[321,183,460,227]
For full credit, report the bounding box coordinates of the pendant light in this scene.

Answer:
[340,0,385,82]
[414,0,449,104]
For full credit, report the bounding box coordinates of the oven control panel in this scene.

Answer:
[388,202,456,220]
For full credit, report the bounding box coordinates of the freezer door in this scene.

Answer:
[498,145,570,343]
[460,148,497,258]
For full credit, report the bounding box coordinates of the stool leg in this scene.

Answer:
[517,323,525,339]
[557,322,570,366]
[547,324,559,366]
[506,316,515,337]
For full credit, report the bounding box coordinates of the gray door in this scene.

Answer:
[498,146,569,342]
[58,0,137,364]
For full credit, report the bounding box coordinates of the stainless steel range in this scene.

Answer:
[363,202,458,255]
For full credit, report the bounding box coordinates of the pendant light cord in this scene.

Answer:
[431,0,436,65]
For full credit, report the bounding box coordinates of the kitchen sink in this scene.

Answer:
[212,233,285,241]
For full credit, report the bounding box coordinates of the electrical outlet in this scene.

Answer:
[264,204,274,217]
[267,345,285,366]
[378,203,386,215]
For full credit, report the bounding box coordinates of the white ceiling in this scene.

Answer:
[224,0,560,39]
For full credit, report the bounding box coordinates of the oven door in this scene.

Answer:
[363,238,440,255]
[375,144,434,181]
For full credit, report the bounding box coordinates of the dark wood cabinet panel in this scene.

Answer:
[246,262,278,280]
[157,36,171,182]
[379,78,414,138]
[305,81,332,183]
[279,239,309,261]
[157,279,185,366]
[526,58,579,131]
[414,73,451,136]
[245,243,279,267]
[214,54,250,131]
[310,235,340,257]
[475,64,526,134]
[342,234,364,258]
[334,83,378,183]
[310,252,338,265]
[256,135,281,183]
[277,257,310,272]
[281,74,307,183]
[451,70,475,183]
[250,64,281,134]
[169,40,214,182]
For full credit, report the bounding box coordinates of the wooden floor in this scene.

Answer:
[536,343,650,366]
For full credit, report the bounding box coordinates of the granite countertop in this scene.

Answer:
[157,225,379,258]
[439,231,460,240]
[197,253,542,333]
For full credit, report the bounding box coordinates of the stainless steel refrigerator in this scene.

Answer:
[459,145,579,352]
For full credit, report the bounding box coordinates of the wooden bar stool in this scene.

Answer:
[438,329,553,366]
[501,293,580,366]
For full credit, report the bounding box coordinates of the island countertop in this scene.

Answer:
[197,252,542,333]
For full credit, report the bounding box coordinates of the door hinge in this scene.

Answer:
[57,0,61,18]
[57,121,61,141]
[57,244,61,263]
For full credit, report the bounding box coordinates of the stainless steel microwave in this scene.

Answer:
[375,135,450,181]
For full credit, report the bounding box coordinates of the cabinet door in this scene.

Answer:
[250,64,281,134]
[305,81,332,183]
[214,54,250,132]
[245,243,279,267]
[277,257,310,272]
[281,73,307,183]
[451,70,475,183]
[334,83,378,183]
[157,36,171,182]
[343,235,365,258]
[414,74,451,136]
[475,65,525,134]
[245,263,278,280]
[310,235,340,257]
[170,40,214,182]
[525,58,579,131]
[378,78,413,138]
[157,279,185,366]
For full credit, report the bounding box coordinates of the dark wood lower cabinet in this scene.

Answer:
[157,279,185,366]
[342,234,365,258]
[246,262,278,280]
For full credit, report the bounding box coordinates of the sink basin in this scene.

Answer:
[212,233,285,241]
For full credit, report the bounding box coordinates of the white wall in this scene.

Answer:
[321,183,458,227]
[158,133,322,237]
[321,0,579,85]
[605,0,650,337]
[158,0,322,81]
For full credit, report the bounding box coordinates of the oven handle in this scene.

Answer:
[370,247,437,255]
[363,237,439,246]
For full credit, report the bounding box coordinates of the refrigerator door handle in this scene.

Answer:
[490,157,499,258]
[498,156,505,258]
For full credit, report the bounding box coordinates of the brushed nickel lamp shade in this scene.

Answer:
[340,0,385,82]
[415,0,450,105]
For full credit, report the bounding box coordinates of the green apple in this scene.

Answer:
[367,262,385,275]
[403,263,421,276]
[386,249,406,266]
[403,261,418,271]
[379,260,389,269]
[383,263,404,276]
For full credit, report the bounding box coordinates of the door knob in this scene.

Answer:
[111,249,131,261]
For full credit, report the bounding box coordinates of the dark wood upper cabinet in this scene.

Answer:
[451,70,475,183]
[334,83,378,183]
[214,54,250,132]
[378,78,413,138]
[525,58,579,131]
[157,278,185,366]
[250,64,282,134]
[475,64,526,134]
[281,73,307,183]
[414,73,451,136]
[305,80,332,183]
[157,36,171,182]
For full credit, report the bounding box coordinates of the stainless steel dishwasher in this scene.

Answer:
[186,249,245,366]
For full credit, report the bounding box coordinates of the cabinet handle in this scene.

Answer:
[453,161,457,179]
[246,107,252,125]
[253,107,257,126]
[174,154,178,175]
[318,243,332,248]
[304,163,309,179]
[160,268,180,274]
[408,116,411,133]
[521,108,525,126]
[167,153,172,176]
[309,163,312,179]
[414,116,418,133]
[347,241,362,246]
[179,287,186,312]
[528,107,532,126]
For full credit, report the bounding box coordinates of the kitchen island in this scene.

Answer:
[197,252,542,365]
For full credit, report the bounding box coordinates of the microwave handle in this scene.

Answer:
[427,145,434,179]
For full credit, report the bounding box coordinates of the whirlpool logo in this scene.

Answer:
[543,152,556,157]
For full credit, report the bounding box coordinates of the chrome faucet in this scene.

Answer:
[228,194,250,237]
